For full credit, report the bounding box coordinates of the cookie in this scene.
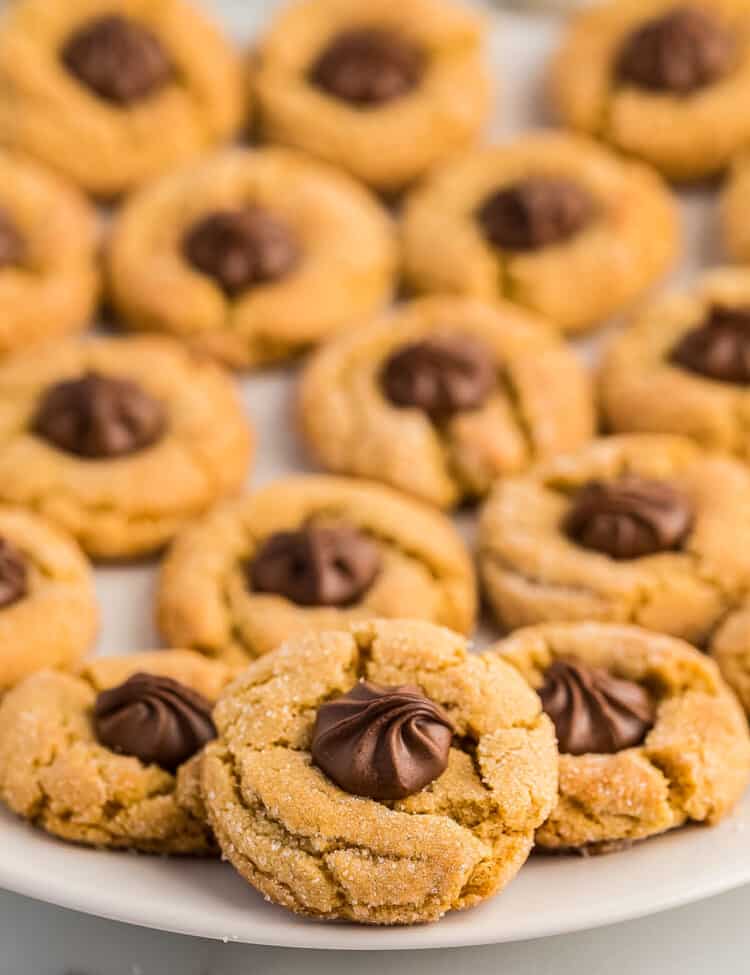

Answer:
[722,155,750,264]
[107,148,397,369]
[158,475,477,666]
[0,650,234,853]
[253,0,491,192]
[0,506,97,691]
[0,0,245,196]
[551,0,750,182]
[401,132,678,334]
[0,151,99,359]
[478,434,750,647]
[201,619,558,923]
[494,622,750,852]
[0,335,253,559]
[299,296,595,509]
[600,267,750,459]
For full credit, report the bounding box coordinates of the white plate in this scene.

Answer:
[0,0,744,950]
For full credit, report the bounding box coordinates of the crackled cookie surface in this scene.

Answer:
[495,623,750,851]
[158,476,477,665]
[601,268,750,459]
[0,651,234,852]
[254,0,491,192]
[478,435,750,646]
[299,296,595,508]
[0,506,97,690]
[0,335,252,559]
[551,0,750,181]
[0,0,245,196]
[0,151,99,358]
[107,148,397,369]
[401,133,677,334]
[202,619,558,923]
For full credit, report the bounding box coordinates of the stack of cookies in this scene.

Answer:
[0,0,749,929]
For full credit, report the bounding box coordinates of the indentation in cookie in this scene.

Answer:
[61,15,173,105]
[476,178,595,252]
[310,28,424,107]
[32,370,166,459]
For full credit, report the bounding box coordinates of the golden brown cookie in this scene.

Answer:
[723,153,750,263]
[600,268,750,458]
[0,0,245,197]
[478,435,750,647]
[0,151,99,358]
[0,506,97,691]
[253,0,491,192]
[551,0,750,182]
[0,650,235,853]
[107,148,397,369]
[0,335,253,559]
[158,475,477,666]
[401,132,678,334]
[494,622,750,852]
[299,296,595,509]
[202,619,558,924]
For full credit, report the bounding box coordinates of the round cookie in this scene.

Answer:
[551,0,750,182]
[0,151,99,359]
[107,148,397,369]
[0,0,245,197]
[0,651,234,853]
[0,506,97,691]
[202,619,558,924]
[299,296,595,508]
[478,434,750,646]
[158,475,477,665]
[401,132,678,334]
[253,0,491,193]
[494,622,750,852]
[0,335,253,559]
[600,268,750,459]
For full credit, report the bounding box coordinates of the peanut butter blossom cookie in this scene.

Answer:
[478,435,750,647]
[551,0,750,181]
[299,296,595,508]
[495,623,750,852]
[600,268,750,458]
[201,619,558,923]
[0,335,252,559]
[253,0,491,192]
[401,133,677,334]
[0,151,99,358]
[722,154,750,264]
[0,651,234,853]
[158,475,477,665]
[107,148,396,368]
[0,0,245,196]
[0,506,97,690]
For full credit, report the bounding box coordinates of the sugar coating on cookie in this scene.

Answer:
[401,132,677,333]
[601,268,750,459]
[299,296,595,508]
[0,151,99,358]
[0,335,253,558]
[254,0,491,191]
[478,434,750,647]
[0,506,97,690]
[201,619,558,924]
[107,148,397,368]
[495,622,750,851]
[0,651,235,853]
[551,0,750,181]
[158,475,477,665]
[0,0,245,196]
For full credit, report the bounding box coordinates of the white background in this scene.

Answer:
[2,0,749,969]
